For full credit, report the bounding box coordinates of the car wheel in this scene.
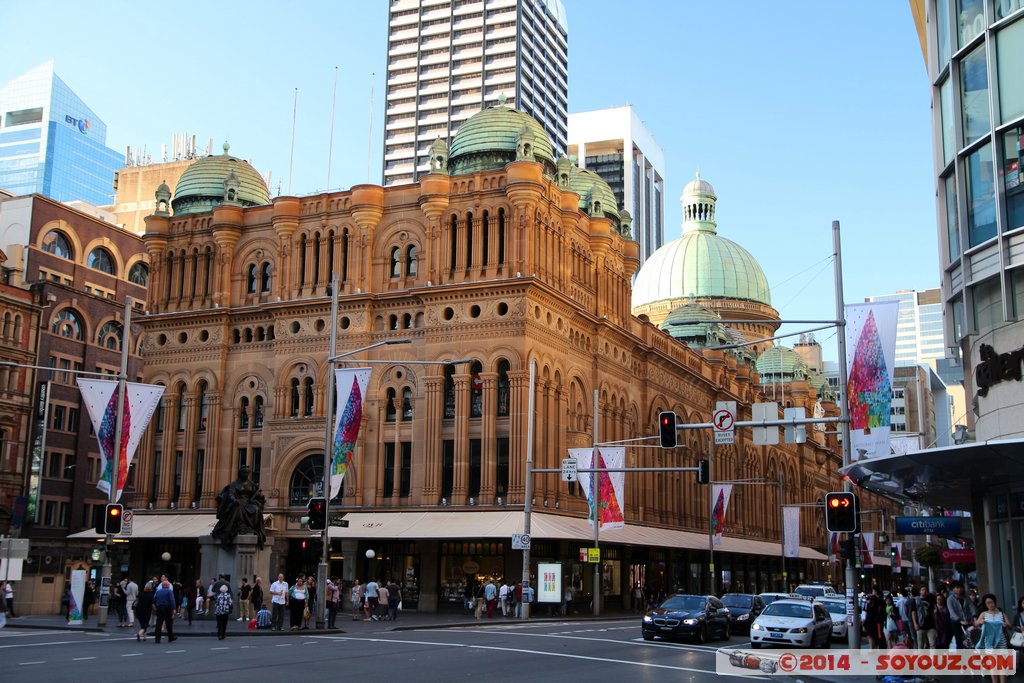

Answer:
[642,632,654,641]
[721,622,730,641]
[696,624,707,644]
[823,633,831,649]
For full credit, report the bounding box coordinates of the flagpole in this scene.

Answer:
[98,298,131,628]
[591,390,600,617]
[318,277,339,630]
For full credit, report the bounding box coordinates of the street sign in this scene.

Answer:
[561,457,578,482]
[587,547,601,563]
[940,548,975,563]
[512,533,531,550]
[713,401,736,445]
[752,402,780,445]
[783,407,806,444]
[121,510,134,537]
[330,517,350,527]
[579,547,588,562]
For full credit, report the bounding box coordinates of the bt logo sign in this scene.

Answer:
[64,114,90,134]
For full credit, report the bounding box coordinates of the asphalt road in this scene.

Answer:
[0,619,760,683]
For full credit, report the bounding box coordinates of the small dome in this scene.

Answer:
[172,142,270,216]
[568,165,619,221]
[681,171,716,201]
[448,102,555,175]
[661,302,729,347]
[756,346,809,380]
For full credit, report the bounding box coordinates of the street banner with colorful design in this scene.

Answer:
[77,380,165,501]
[860,532,875,569]
[892,542,904,574]
[783,506,801,558]
[330,368,372,499]
[845,301,899,460]
[569,447,625,532]
[711,484,733,546]
[69,569,86,625]
[829,531,842,560]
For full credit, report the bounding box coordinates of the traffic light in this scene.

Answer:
[697,459,710,485]
[824,491,859,533]
[889,545,898,559]
[659,411,677,448]
[307,497,327,531]
[104,503,123,534]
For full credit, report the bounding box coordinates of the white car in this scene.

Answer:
[749,599,834,649]
[758,592,795,606]
[818,598,850,641]
[793,584,838,599]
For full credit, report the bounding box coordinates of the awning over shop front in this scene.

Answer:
[67,513,216,540]
[839,438,1024,509]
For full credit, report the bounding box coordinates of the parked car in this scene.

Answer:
[793,584,838,600]
[818,597,850,641]
[749,598,834,648]
[721,593,765,634]
[641,594,731,643]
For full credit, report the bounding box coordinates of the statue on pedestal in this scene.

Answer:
[212,465,266,549]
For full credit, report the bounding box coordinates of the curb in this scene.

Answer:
[389,614,639,632]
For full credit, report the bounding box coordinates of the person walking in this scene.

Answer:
[250,577,264,615]
[152,579,178,644]
[184,580,200,624]
[214,584,234,640]
[911,586,937,649]
[289,577,307,631]
[325,576,340,629]
[387,579,402,622]
[484,579,497,618]
[135,581,154,641]
[124,577,139,629]
[350,579,363,621]
[935,593,953,649]
[948,581,978,647]
[363,578,379,621]
[499,581,509,617]
[83,580,95,621]
[269,573,288,631]
[237,578,252,622]
[304,578,316,629]
[975,593,1012,683]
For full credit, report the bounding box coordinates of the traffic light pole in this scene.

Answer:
[98,299,131,628]
[317,278,339,630]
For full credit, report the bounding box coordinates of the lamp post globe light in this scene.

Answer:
[365,549,375,559]
[161,552,171,562]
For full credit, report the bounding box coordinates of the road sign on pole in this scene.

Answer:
[121,510,134,537]
[713,401,736,445]
[752,402,780,445]
[561,457,578,482]
[512,534,531,550]
[783,407,807,444]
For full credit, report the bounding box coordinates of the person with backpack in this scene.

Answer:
[213,583,234,640]
[911,586,937,649]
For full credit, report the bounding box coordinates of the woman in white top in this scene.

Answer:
[350,580,363,621]
[974,593,1011,683]
[288,578,307,631]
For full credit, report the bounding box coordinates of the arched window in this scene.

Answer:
[247,264,258,293]
[341,229,350,283]
[313,232,322,285]
[204,247,213,296]
[155,388,166,432]
[470,360,483,418]
[88,247,115,274]
[290,378,300,417]
[176,385,186,431]
[449,214,458,273]
[43,230,73,259]
[498,208,506,264]
[390,247,401,278]
[406,245,418,276]
[327,231,336,281]
[289,454,323,506]
[97,321,122,350]
[299,235,308,286]
[403,313,413,329]
[443,364,456,419]
[260,262,271,292]
[51,309,84,340]
[240,397,250,429]
[402,387,413,421]
[303,377,314,417]
[465,212,474,269]
[254,396,264,427]
[497,359,511,417]
[128,262,149,286]
[198,381,209,431]
[481,211,490,266]
[385,387,397,422]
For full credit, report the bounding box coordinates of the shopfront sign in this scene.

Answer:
[587,547,600,563]
[940,549,975,563]
[975,343,1024,397]
[894,516,962,535]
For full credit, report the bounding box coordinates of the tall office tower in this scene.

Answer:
[383,0,568,186]
[568,106,665,263]
[0,61,121,205]
[865,288,946,366]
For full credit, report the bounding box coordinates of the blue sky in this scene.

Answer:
[2,1,936,361]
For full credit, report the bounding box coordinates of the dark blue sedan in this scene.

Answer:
[641,594,731,643]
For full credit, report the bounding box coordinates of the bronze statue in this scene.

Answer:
[212,465,266,549]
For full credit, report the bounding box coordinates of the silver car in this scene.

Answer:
[749,599,833,648]
[818,598,850,641]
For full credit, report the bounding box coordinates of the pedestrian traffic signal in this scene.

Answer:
[104,503,123,534]
[697,459,710,485]
[307,497,327,531]
[659,411,677,448]
[824,491,859,533]
[889,545,898,559]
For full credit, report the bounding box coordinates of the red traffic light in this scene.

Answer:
[824,492,858,533]
[828,496,850,509]
[109,506,121,516]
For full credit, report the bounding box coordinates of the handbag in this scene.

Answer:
[1010,631,1024,648]
[303,605,311,620]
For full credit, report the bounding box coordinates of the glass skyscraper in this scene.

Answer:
[0,61,121,205]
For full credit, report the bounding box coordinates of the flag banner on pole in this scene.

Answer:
[893,542,903,574]
[711,484,733,546]
[829,532,841,561]
[569,447,625,532]
[860,532,875,569]
[845,301,899,460]
[330,368,371,499]
[783,506,801,558]
[78,380,165,501]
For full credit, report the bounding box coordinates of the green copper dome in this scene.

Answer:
[632,173,771,309]
[756,346,809,380]
[172,142,270,216]
[448,101,556,175]
[661,302,730,347]
[568,165,619,219]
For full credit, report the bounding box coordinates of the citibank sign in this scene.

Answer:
[894,516,962,535]
[64,114,90,134]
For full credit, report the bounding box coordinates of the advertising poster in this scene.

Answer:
[69,569,86,625]
[845,301,899,460]
[537,562,561,604]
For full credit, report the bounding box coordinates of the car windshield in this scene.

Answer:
[659,596,706,612]
[763,603,812,619]
[821,601,846,615]
[722,594,752,608]
[794,587,821,597]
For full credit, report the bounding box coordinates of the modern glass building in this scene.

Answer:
[0,61,122,205]
[865,288,946,366]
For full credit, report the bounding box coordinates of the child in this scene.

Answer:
[256,606,273,630]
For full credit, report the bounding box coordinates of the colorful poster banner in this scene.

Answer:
[77,380,165,501]
[782,506,801,558]
[330,368,372,499]
[893,542,904,573]
[845,301,899,460]
[711,484,733,547]
[537,562,562,603]
[568,447,626,532]
[860,532,875,569]
[829,531,842,560]
[69,569,86,625]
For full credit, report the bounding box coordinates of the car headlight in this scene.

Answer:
[737,614,749,620]
[751,623,763,631]
[682,618,698,625]
[642,615,652,623]
[792,627,808,634]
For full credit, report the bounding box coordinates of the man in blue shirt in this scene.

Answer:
[484,580,497,618]
[152,579,178,643]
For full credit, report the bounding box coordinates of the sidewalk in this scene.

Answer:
[1,607,638,637]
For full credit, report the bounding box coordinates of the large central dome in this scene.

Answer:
[632,173,771,308]
[172,142,270,216]
[448,100,556,175]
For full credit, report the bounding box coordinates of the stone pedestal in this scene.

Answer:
[198,535,272,586]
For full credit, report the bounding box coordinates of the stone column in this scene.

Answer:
[452,374,470,504]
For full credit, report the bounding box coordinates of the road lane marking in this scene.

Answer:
[434,628,727,654]
[122,653,144,657]
[19,661,46,665]
[211,647,229,650]
[72,656,96,661]
[310,634,761,679]
[0,637,135,649]
[167,649,186,653]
